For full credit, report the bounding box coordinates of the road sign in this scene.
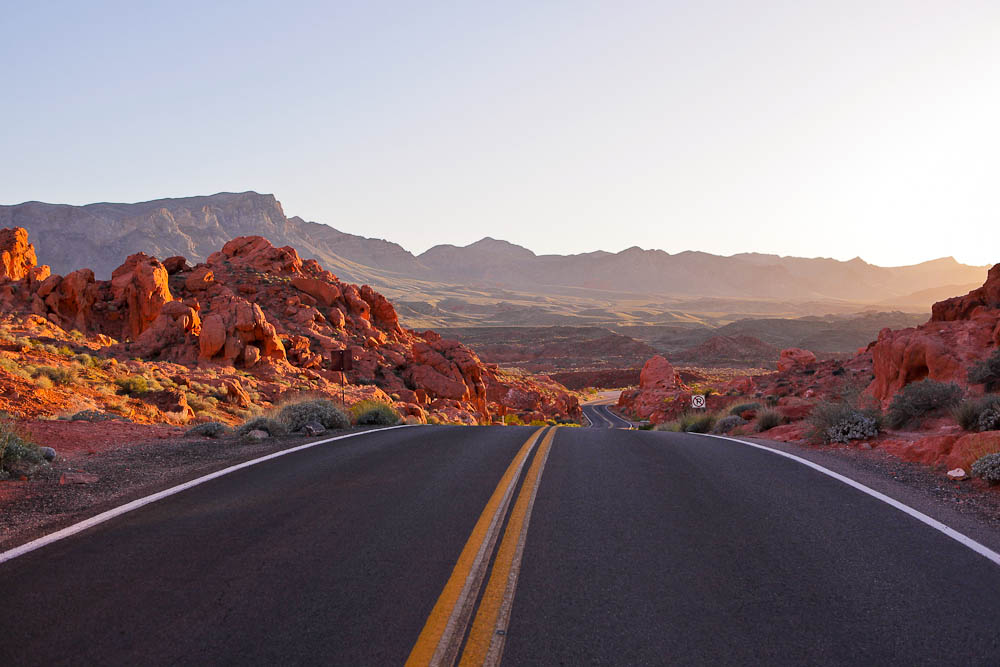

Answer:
[330,350,353,371]
[691,394,706,409]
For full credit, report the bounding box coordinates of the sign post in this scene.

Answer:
[691,394,706,410]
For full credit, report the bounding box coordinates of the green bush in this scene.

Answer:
[808,401,881,443]
[969,350,1000,391]
[953,396,1000,432]
[73,353,101,368]
[237,416,288,437]
[971,452,1000,484]
[33,365,77,386]
[0,420,44,478]
[728,402,760,417]
[887,379,964,428]
[278,399,350,431]
[353,402,401,426]
[186,421,231,438]
[115,376,150,396]
[682,412,716,433]
[713,415,746,434]
[755,408,785,432]
[504,414,525,426]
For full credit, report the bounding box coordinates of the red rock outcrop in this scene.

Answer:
[0,228,580,425]
[0,228,39,281]
[617,355,691,422]
[776,348,817,372]
[110,253,173,340]
[868,264,1000,406]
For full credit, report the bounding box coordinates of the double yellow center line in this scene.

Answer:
[407,426,558,667]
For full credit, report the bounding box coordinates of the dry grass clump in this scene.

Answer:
[886,379,963,429]
[755,408,786,433]
[33,365,77,386]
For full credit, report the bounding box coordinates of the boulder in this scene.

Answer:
[292,277,341,307]
[110,253,173,340]
[776,348,817,372]
[162,256,190,274]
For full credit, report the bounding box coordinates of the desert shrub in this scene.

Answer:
[653,420,681,432]
[0,357,30,379]
[70,410,116,422]
[969,350,1000,391]
[116,376,150,396]
[186,421,231,438]
[954,397,994,431]
[971,452,1000,484]
[713,415,746,434]
[529,419,549,427]
[0,420,44,478]
[34,365,77,386]
[808,401,881,443]
[237,416,288,437]
[352,401,401,426]
[755,408,785,432]
[682,412,716,433]
[55,345,74,357]
[764,395,779,407]
[278,399,350,431]
[187,395,216,413]
[504,414,525,426]
[978,405,1000,432]
[887,380,964,428]
[73,353,100,368]
[728,402,760,416]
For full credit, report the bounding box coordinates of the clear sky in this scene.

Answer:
[2,1,997,266]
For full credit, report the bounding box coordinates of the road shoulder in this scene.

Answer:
[0,424,410,553]
[715,433,1000,556]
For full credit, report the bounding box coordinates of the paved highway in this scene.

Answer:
[581,394,634,428]
[3,425,1000,665]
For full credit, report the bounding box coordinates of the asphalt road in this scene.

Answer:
[582,401,634,428]
[3,426,1000,665]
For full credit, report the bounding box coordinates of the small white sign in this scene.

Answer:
[691,394,706,409]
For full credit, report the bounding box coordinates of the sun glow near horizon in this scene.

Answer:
[1,1,998,268]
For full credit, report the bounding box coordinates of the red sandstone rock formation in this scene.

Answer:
[0,228,38,281]
[776,348,817,372]
[868,264,1000,406]
[617,355,691,422]
[0,228,580,425]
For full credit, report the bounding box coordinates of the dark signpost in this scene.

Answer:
[331,350,353,404]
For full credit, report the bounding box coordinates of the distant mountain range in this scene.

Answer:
[0,191,988,306]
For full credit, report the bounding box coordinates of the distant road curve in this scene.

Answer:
[581,396,634,429]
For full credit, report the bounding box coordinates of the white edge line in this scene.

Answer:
[0,424,415,566]
[699,433,1000,568]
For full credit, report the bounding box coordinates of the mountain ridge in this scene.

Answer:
[0,191,988,307]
